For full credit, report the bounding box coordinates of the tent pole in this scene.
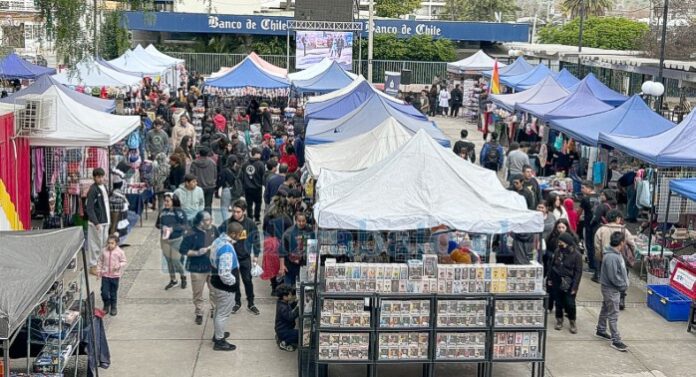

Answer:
[3,339,9,377]
[81,247,100,377]
[661,190,671,258]
[286,29,290,72]
[646,169,658,256]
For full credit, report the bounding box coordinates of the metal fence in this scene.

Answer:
[167,52,448,84]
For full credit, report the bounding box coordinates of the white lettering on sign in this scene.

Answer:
[673,267,696,292]
[261,18,287,31]
[374,25,398,34]
[415,24,442,36]
[208,16,242,30]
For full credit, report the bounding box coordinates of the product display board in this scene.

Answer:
[299,254,548,377]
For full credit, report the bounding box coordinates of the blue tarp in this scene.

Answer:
[305,79,427,121]
[482,56,534,78]
[0,75,115,112]
[306,95,450,147]
[290,60,356,93]
[553,69,580,89]
[490,76,569,111]
[204,57,289,89]
[516,79,613,120]
[549,95,674,146]
[0,53,55,79]
[501,64,551,91]
[598,107,696,167]
[670,179,696,202]
[568,73,627,106]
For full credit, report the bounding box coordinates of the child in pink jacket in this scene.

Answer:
[97,234,128,316]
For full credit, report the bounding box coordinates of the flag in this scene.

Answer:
[490,60,501,95]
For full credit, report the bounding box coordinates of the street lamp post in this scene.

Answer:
[655,0,670,112]
[367,0,374,83]
[577,0,585,76]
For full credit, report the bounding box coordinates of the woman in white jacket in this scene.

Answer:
[438,86,450,116]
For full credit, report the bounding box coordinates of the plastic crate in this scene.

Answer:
[647,285,692,322]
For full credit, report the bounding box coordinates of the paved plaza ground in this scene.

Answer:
[95,117,696,377]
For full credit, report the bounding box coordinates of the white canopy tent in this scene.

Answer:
[447,50,505,74]
[0,86,140,147]
[305,117,412,178]
[131,45,176,69]
[315,130,543,233]
[52,60,142,88]
[144,44,185,65]
[106,50,168,77]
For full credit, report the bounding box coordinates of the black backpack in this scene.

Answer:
[486,142,500,165]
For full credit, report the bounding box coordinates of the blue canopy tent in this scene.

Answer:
[501,64,551,91]
[204,56,289,89]
[568,73,628,106]
[289,60,357,94]
[516,79,614,120]
[599,108,696,167]
[549,95,675,146]
[305,77,426,121]
[670,179,696,202]
[553,69,581,89]
[306,95,450,147]
[0,75,115,112]
[490,76,569,112]
[482,56,534,79]
[0,53,56,79]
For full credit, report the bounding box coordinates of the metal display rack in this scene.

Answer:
[299,289,547,377]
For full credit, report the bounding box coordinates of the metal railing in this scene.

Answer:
[167,52,448,84]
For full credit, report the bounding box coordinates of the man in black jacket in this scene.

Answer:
[241,147,265,222]
[219,200,262,315]
[449,84,463,117]
[85,168,110,273]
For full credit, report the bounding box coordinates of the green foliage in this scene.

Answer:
[375,0,422,18]
[99,11,130,60]
[538,16,648,50]
[442,0,520,22]
[353,34,456,61]
[561,0,615,17]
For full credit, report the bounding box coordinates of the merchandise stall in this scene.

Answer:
[665,180,696,307]
[500,65,551,93]
[297,131,546,377]
[130,45,186,91]
[204,54,290,146]
[566,73,628,107]
[447,50,504,76]
[52,60,142,96]
[0,227,103,377]
[552,69,580,90]
[0,75,116,113]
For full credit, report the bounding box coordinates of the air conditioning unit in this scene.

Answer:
[14,95,54,134]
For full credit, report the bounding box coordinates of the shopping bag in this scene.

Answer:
[251,263,263,278]
[637,180,652,208]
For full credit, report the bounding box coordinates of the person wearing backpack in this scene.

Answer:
[219,155,243,223]
[479,132,504,172]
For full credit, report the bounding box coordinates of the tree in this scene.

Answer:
[442,0,520,22]
[641,0,696,60]
[538,17,648,50]
[561,0,615,17]
[375,0,422,18]
[99,11,130,60]
[353,34,456,61]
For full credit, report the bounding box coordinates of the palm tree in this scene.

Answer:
[561,0,615,18]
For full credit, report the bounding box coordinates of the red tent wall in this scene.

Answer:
[0,112,30,230]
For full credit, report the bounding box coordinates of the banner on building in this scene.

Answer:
[384,71,401,97]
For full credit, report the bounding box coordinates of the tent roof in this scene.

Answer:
[305,117,413,178]
[550,95,675,146]
[0,75,115,112]
[144,44,185,65]
[553,69,581,89]
[246,52,287,77]
[670,179,696,202]
[503,64,552,90]
[314,130,543,233]
[0,53,56,79]
[447,50,504,73]
[204,56,289,89]
[52,60,142,88]
[490,76,569,111]
[306,95,450,147]
[516,79,613,120]
[105,50,167,77]
[0,86,140,147]
[568,73,628,106]
[131,45,176,68]
[0,227,83,339]
[290,59,357,93]
[305,77,426,121]
[482,56,534,78]
[598,107,696,167]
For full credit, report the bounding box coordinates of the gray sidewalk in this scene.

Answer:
[96,117,696,377]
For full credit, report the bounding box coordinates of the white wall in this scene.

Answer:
[175,0,267,14]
